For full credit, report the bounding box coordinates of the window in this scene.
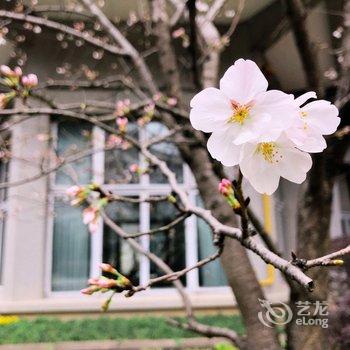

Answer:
[49,120,227,292]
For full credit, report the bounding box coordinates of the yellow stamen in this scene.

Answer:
[300,111,308,129]
[228,106,250,125]
[256,142,278,163]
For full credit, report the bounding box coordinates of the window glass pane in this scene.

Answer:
[52,198,90,291]
[146,122,183,184]
[103,201,140,285]
[104,124,139,184]
[55,121,92,185]
[0,159,8,284]
[197,197,227,287]
[150,201,186,286]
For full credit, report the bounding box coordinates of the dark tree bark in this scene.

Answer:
[285,1,348,349]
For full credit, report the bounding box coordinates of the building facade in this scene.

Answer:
[0,0,349,316]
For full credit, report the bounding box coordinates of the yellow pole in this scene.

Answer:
[259,194,276,287]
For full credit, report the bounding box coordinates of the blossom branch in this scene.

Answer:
[99,208,243,346]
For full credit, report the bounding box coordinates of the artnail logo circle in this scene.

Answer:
[258,298,293,327]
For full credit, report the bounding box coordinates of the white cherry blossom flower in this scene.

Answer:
[190,59,296,166]
[286,91,340,153]
[239,135,312,195]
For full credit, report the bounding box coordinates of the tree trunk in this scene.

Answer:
[286,155,333,350]
[180,144,281,350]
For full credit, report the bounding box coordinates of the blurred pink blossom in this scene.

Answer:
[22,74,38,88]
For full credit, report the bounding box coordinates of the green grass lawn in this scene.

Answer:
[0,314,244,344]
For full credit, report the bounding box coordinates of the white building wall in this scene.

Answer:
[1,114,50,301]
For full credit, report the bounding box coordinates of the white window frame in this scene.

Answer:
[46,122,231,297]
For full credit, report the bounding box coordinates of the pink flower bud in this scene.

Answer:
[117,116,128,127]
[172,27,185,38]
[88,277,100,285]
[88,220,99,234]
[167,97,178,106]
[0,65,22,78]
[13,67,22,77]
[100,263,118,275]
[0,65,12,76]
[129,163,139,173]
[152,93,162,101]
[83,206,97,224]
[221,178,231,187]
[106,134,122,148]
[116,117,128,132]
[74,22,85,31]
[115,99,130,117]
[22,74,38,88]
[66,185,81,197]
[97,278,117,289]
[80,285,100,295]
[218,178,232,197]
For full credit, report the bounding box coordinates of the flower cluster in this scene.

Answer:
[218,178,241,211]
[106,134,130,150]
[66,184,108,233]
[115,99,130,117]
[0,65,38,108]
[137,103,155,127]
[190,59,340,194]
[81,263,133,311]
[66,184,96,206]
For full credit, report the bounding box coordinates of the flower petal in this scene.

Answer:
[190,88,232,133]
[294,91,317,106]
[219,59,268,104]
[303,100,340,135]
[252,90,297,140]
[287,128,327,153]
[277,147,312,183]
[240,143,280,194]
[207,130,242,166]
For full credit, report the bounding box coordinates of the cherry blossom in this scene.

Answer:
[82,206,99,233]
[189,59,341,194]
[239,135,312,195]
[286,92,340,153]
[190,59,296,166]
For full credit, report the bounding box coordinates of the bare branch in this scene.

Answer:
[80,0,158,95]
[305,245,350,269]
[124,213,190,238]
[0,10,127,56]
